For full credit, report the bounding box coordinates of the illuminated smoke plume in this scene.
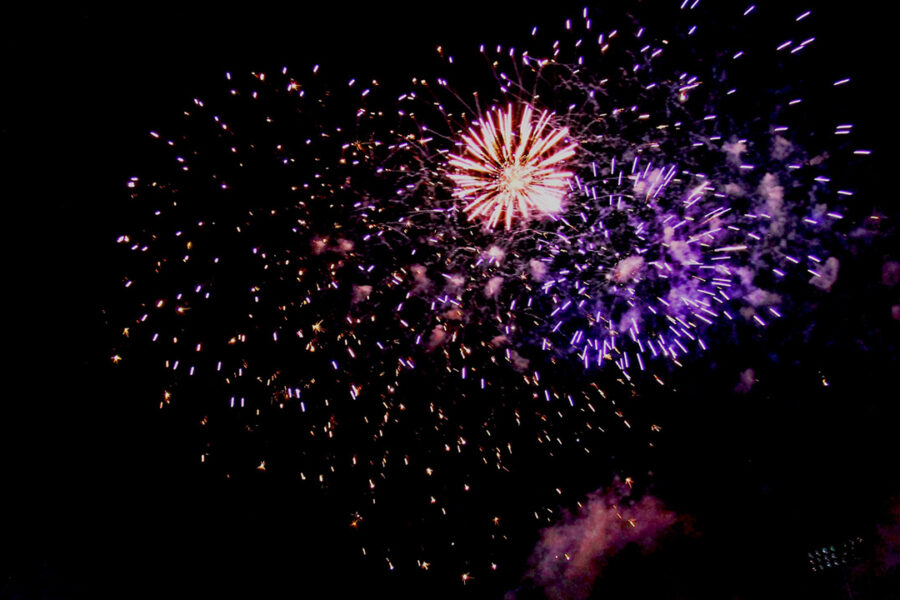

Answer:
[735,367,757,394]
[523,485,680,600]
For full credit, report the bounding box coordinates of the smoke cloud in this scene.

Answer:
[520,484,681,600]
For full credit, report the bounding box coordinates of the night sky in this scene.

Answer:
[4,2,899,599]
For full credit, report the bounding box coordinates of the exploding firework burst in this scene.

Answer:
[368,1,867,384]
[448,103,577,230]
[110,1,872,591]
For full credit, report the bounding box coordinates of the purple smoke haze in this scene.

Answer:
[523,484,682,600]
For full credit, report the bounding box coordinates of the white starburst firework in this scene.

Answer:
[448,104,577,230]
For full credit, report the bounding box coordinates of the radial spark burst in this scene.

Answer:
[448,104,577,230]
[111,1,875,591]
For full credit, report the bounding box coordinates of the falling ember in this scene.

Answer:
[448,104,577,230]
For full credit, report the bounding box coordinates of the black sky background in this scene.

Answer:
[4,2,899,599]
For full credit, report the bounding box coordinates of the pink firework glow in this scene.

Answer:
[448,104,577,230]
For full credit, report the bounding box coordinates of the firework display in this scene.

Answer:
[449,103,577,230]
[110,1,874,594]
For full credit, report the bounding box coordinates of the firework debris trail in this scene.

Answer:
[111,1,877,592]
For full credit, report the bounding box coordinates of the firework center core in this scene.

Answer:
[500,163,534,194]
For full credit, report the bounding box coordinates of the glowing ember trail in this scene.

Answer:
[449,104,577,230]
